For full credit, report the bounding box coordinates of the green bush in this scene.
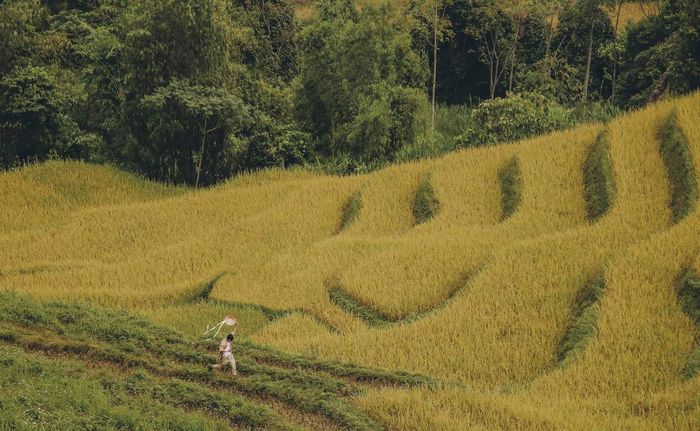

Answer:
[675,271,699,378]
[412,172,440,225]
[571,101,622,124]
[582,131,617,221]
[455,93,574,148]
[558,274,607,366]
[338,189,362,232]
[231,122,312,173]
[498,156,522,221]
[395,130,460,163]
[0,66,97,168]
[393,104,473,163]
[327,278,393,327]
[677,271,700,326]
[658,110,698,223]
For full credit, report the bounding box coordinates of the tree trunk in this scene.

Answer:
[431,1,438,142]
[488,30,499,99]
[490,56,499,99]
[508,19,520,93]
[195,116,208,189]
[610,0,624,101]
[582,20,594,102]
[544,14,555,62]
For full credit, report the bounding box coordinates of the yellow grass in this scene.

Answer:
[1,93,699,429]
[606,2,661,29]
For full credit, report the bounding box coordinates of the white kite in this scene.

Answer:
[203,314,238,341]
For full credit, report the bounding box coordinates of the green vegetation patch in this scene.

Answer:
[557,274,607,366]
[338,188,362,232]
[498,156,522,221]
[676,270,700,378]
[327,278,394,327]
[412,172,440,225]
[582,131,617,221]
[236,341,435,388]
[0,292,437,430]
[658,110,698,223]
[328,272,476,327]
[179,272,227,303]
[0,346,231,431]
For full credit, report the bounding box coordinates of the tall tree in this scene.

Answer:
[553,0,614,102]
[295,0,428,161]
[617,0,700,107]
[415,0,452,142]
[464,1,513,99]
[580,0,614,101]
[499,0,538,92]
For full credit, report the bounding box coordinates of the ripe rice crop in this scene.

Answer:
[1,93,699,429]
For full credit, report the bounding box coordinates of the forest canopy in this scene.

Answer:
[1,0,698,185]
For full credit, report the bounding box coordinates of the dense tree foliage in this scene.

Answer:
[1,0,698,183]
[618,0,700,107]
[294,0,428,161]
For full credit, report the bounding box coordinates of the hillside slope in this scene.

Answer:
[1,93,699,429]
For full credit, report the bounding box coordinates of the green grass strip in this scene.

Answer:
[120,371,299,431]
[582,131,617,221]
[328,272,476,328]
[2,325,381,431]
[557,274,606,366]
[180,272,226,304]
[658,110,698,223]
[328,279,393,327]
[0,345,233,431]
[338,188,362,232]
[236,341,435,387]
[0,293,407,429]
[498,156,522,221]
[677,270,700,378]
[412,172,440,225]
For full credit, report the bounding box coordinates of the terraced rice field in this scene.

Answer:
[1,93,699,429]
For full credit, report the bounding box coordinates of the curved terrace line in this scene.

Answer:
[0,263,78,279]
[0,292,440,431]
[676,269,700,379]
[556,272,607,367]
[191,272,340,333]
[326,271,478,327]
[337,188,363,233]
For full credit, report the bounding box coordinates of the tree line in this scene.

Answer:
[1,0,698,185]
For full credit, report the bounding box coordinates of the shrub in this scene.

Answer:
[338,189,362,232]
[395,130,460,163]
[582,131,617,221]
[412,173,440,225]
[677,271,700,326]
[675,271,699,378]
[572,101,622,124]
[231,122,312,173]
[327,278,392,327]
[658,110,697,223]
[498,156,522,221]
[0,66,97,168]
[558,274,607,366]
[455,93,574,147]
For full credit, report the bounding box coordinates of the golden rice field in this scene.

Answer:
[1,93,699,430]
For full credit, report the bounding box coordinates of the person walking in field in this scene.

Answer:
[211,332,238,376]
